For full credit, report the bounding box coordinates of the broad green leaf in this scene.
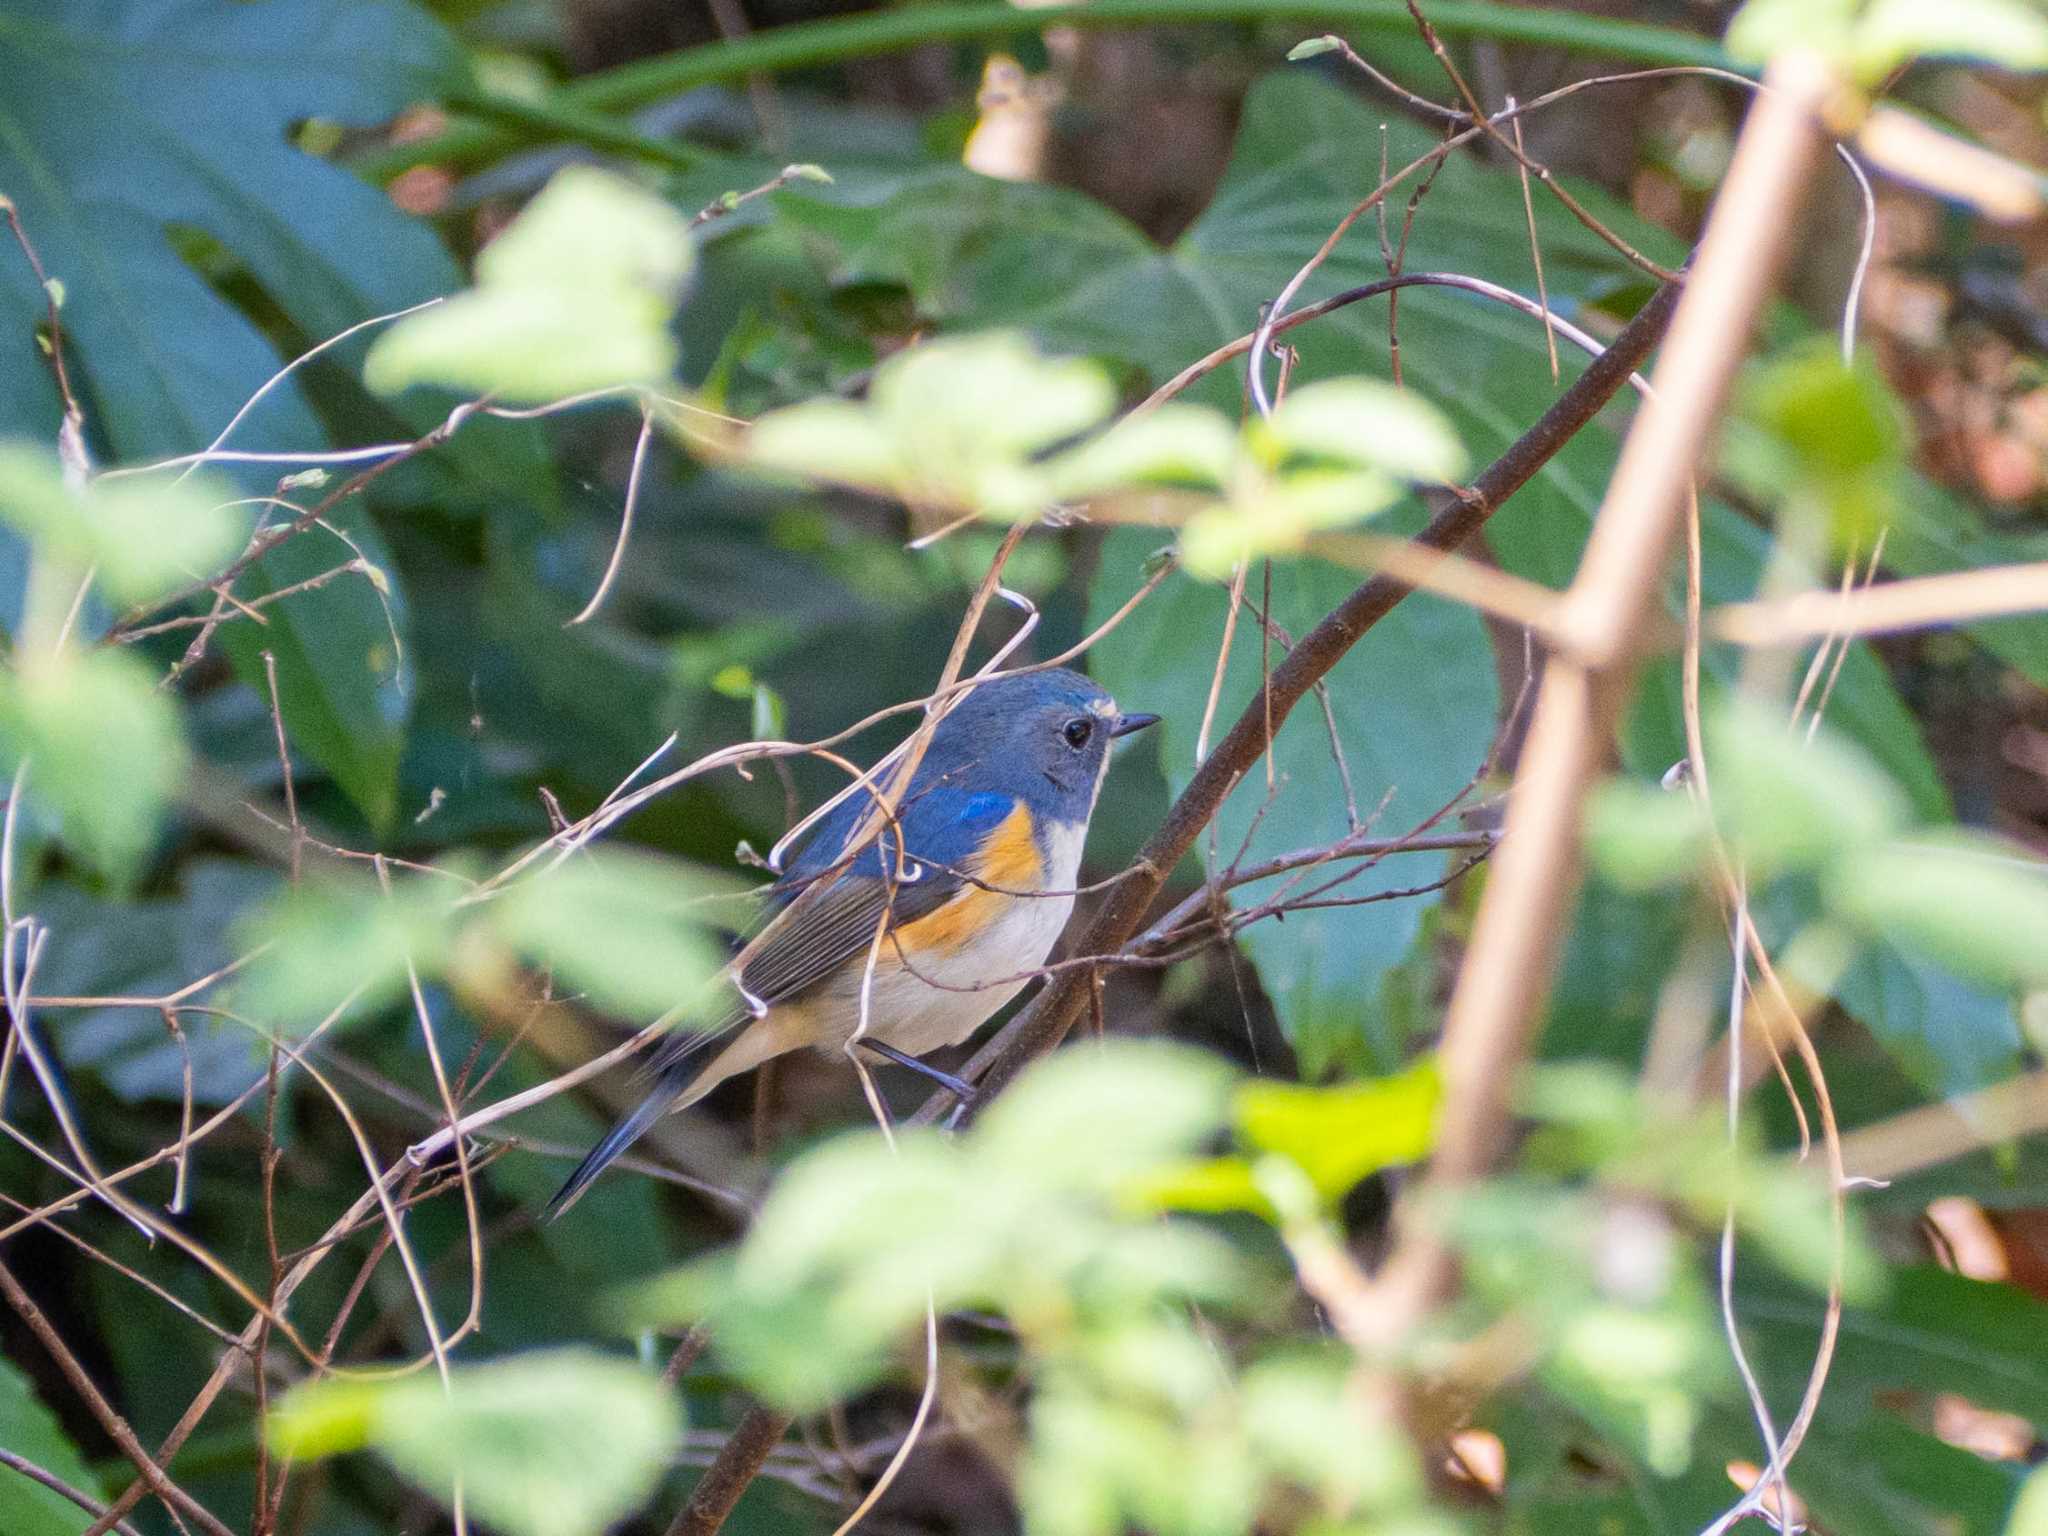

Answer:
[1832,938,2025,1097]
[635,1131,980,1409]
[1706,698,1910,875]
[236,872,458,1028]
[0,649,184,879]
[214,512,411,830]
[365,167,694,402]
[1725,341,1908,549]
[0,1354,105,1536]
[745,398,907,489]
[272,1350,680,1536]
[1043,406,1238,499]
[1882,481,2048,689]
[1616,470,1953,830]
[774,74,1969,841]
[1582,777,1713,890]
[0,0,464,456]
[1257,379,1466,483]
[1739,1265,2048,1424]
[1231,1055,1441,1202]
[1725,0,1860,67]
[0,0,468,827]
[1180,467,1404,577]
[747,331,1119,518]
[1089,529,1499,1074]
[36,860,282,1103]
[490,848,733,1021]
[974,1039,1234,1190]
[0,443,239,605]
[1240,1353,1421,1503]
[1123,1155,1268,1216]
[1829,833,2048,987]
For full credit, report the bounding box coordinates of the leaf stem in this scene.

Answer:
[355,0,1735,181]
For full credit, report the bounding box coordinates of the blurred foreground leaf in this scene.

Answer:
[366,166,693,402]
[0,649,184,880]
[271,1349,679,1536]
[0,442,239,606]
[490,848,734,1020]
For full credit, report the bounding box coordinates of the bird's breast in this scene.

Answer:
[840,809,1083,1055]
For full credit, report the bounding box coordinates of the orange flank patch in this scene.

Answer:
[973,804,1043,889]
[893,805,1040,955]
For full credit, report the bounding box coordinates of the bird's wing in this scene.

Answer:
[643,786,1016,1075]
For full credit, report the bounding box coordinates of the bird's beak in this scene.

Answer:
[1111,712,1161,739]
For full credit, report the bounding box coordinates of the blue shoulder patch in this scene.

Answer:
[778,783,1019,888]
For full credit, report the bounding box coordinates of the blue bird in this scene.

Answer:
[547,667,1158,1215]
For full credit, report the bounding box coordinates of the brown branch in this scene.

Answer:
[665,1402,795,1536]
[1357,51,1839,1350]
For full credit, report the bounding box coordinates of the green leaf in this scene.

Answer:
[0,443,239,605]
[1241,1352,1420,1502]
[2011,1464,2048,1536]
[1832,938,2025,1097]
[1582,777,1712,890]
[1123,1155,1269,1216]
[236,872,458,1028]
[1258,379,1467,482]
[0,649,185,879]
[1706,698,1909,876]
[272,1349,681,1536]
[1828,832,2048,988]
[973,1040,1235,1192]
[0,0,469,830]
[1730,0,2048,78]
[1089,529,1499,1075]
[214,513,411,830]
[0,0,465,461]
[1739,1265,2048,1426]
[490,848,732,1021]
[1181,466,1405,578]
[0,1354,106,1536]
[746,331,1119,518]
[1725,341,1908,550]
[1043,405,1238,499]
[1285,35,1344,61]
[1231,1055,1441,1202]
[36,860,283,1103]
[365,166,694,402]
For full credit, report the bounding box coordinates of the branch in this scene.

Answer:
[665,1403,796,1536]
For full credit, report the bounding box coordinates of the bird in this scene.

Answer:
[546,667,1159,1216]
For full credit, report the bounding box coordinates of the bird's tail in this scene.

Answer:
[544,1054,710,1221]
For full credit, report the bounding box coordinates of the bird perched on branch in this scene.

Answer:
[547,667,1158,1216]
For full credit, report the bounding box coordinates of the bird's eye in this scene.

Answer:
[1062,716,1094,750]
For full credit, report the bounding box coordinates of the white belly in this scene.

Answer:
[818,817,1085,1057]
